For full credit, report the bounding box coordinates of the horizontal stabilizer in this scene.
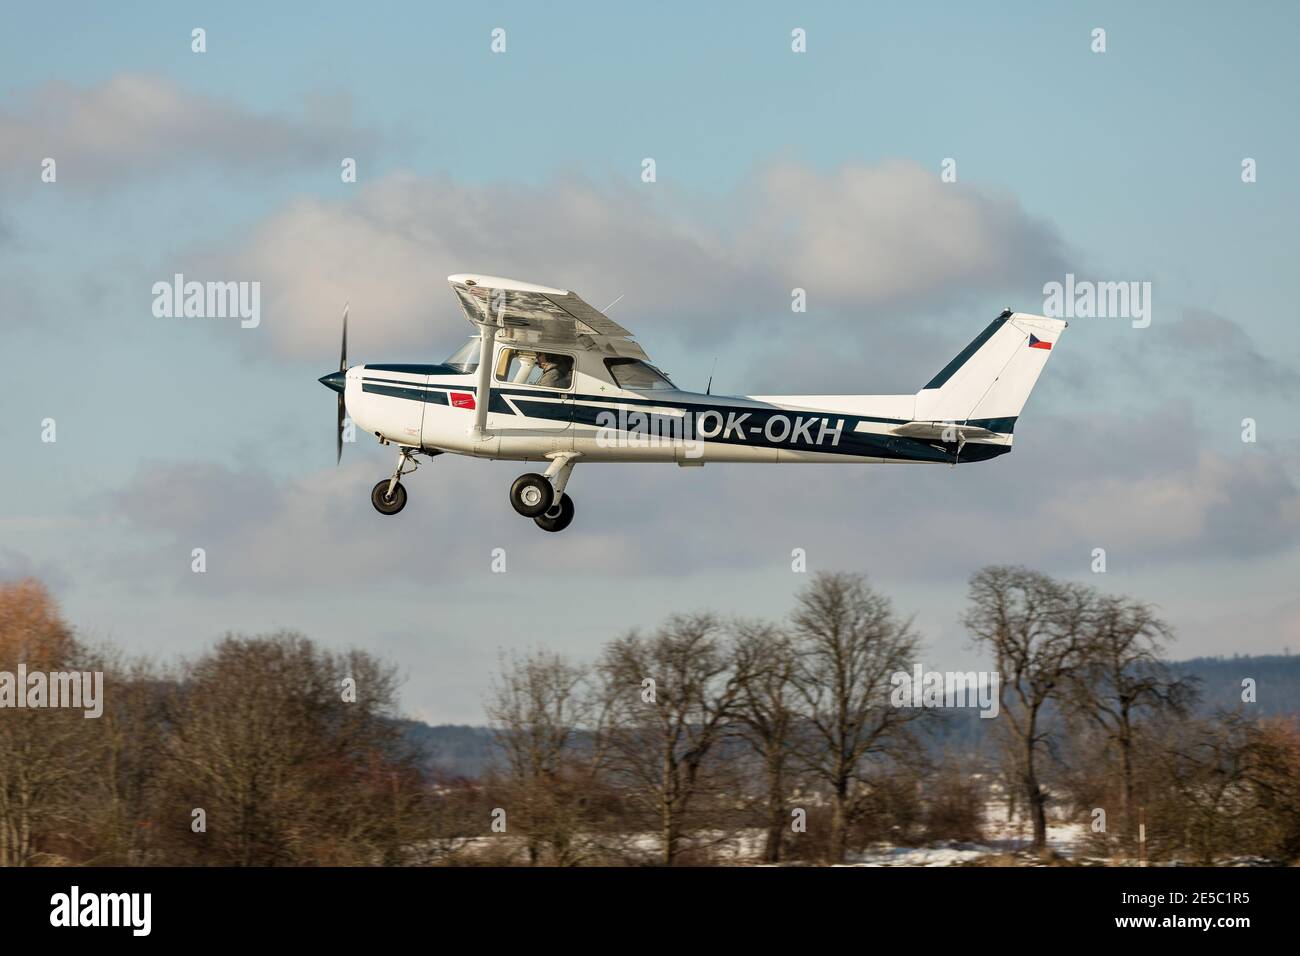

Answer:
[891,421,1001,440]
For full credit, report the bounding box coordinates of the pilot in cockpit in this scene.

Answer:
[535,353,571,388]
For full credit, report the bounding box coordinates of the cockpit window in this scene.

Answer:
[443,339,481,373]
[604,358,675,390]
[495,348,574,390]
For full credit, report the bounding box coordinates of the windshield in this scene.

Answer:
[443,338,480,373]
[604,358,676,390]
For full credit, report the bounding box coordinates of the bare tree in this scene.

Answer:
[1149,713,1255,863]
[789,572,922,863]
[485,648,595,865]
[965,566,1089,853]
[1066,594,1197,832]
[1144,713,1300,864]
[0,579,88,866]
[598,614,748,865]
[159,632,428,865]
[75,648,167,865]
[731,621,797,863]
[1238,716,1300,861]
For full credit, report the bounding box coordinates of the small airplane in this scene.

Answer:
[318,274,1067,532]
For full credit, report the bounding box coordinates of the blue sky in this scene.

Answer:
[2,2,1298,722]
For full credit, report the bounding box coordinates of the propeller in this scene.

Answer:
[336,304,348,464]
[317,304,350,463]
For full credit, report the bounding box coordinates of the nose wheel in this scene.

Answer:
[370,446,423,516]
[371,480,408,515]
[510,453,579,531]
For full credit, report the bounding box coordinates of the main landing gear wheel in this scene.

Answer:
[371,480,408,516]
[534,493,574,533]
[510,473,554,518]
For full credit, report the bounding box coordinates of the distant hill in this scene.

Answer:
[400,655,1300,779]
[1174,654,1300,716]
[396,721,496,780]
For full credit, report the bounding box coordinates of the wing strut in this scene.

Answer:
[470,292,505,438]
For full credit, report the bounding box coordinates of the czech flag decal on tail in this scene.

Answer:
[1028,334,1052,350]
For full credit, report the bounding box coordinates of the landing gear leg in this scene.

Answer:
[534,453,577,532]
[542,453,577,500]
[371,447,420,516]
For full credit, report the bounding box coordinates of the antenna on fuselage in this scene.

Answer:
[706,357,717,395]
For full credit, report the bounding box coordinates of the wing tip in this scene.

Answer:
[447,273,570,296]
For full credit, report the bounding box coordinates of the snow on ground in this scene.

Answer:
[430,793,1105,866]
[844,824,1088,867]
[846,842,993,867]
[843,795,1091,866]
[981,817,1090,858]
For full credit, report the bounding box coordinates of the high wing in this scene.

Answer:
[447,274,648,360]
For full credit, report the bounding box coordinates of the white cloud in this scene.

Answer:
[738,161,1061,305]
[217,161,1066,358]
[0,73,369,190]
[94,407,1300,597]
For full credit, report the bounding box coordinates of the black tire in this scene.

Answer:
[371,479,407,516]
[510,473,553,518]
[534,493,574,532]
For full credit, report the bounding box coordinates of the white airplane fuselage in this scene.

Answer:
[335,320,1059,467]
[319,301,1064,529]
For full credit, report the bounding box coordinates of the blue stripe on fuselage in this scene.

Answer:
[360,376,1012,462]
[362,381,449,404]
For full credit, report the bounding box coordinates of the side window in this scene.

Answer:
[494,349,573,390]
[495,348,535,384]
